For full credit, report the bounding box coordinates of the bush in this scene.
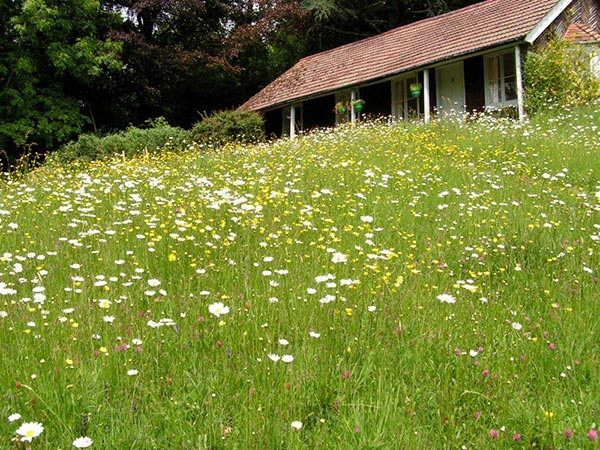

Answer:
[49,117,190,164]
[191,110,265,146]
[523,38,600,115]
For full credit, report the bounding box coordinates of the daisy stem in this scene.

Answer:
[20,384,71,434]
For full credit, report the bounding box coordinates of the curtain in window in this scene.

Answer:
[486,55,501,105]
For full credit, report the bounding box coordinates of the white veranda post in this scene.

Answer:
[290,105,296,139]
[515,45,525,121]
[351,90,357,124]
[423,69,430,123]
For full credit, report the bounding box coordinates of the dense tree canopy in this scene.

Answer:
[0,0,482,165]
[0,0,121,161]
[302,0,483,51]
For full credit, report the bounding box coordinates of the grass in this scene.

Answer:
[0,103,599,449]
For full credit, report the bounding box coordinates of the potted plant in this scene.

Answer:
[335,101,350,115]
[409,82,422,98]
[351,99,365,112]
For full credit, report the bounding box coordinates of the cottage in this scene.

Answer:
[241,0,600,138]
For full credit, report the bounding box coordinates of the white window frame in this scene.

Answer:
[484,50,518,109]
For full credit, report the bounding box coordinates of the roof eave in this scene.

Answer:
[246,38,530,112]
[525,0,573,43]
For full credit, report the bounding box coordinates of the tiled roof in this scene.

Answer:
[563,23,600,43]
[242,0,562,111]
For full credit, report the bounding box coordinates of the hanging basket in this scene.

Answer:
[354,102,364,112]
[410,82,422,98]
[335,102,349,115]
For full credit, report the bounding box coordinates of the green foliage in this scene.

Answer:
[191,110,265,146]
[48,118,190,164]
[0,0,122,159]
[523,38,600,115]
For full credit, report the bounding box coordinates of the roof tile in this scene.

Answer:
[563,23,600,43]
[242,0,561,111]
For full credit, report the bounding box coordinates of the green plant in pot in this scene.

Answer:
[410,82,422,98]
[335,101,350,116]
[351,99,366,112]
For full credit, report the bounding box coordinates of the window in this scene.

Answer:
[485,50,517,108]
[392,75,420,120]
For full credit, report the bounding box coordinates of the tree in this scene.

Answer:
[226,0,308,97]
[301,0,485,53]
[94,0,308,129]
[98,0,238,129]
[0,0,122,163]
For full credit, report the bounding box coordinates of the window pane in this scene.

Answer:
[393,80,405,119]
[486,56,501,104]
[503,52,515,77]
[504,76,516,101]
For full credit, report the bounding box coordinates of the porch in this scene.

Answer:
[264,46,525,139]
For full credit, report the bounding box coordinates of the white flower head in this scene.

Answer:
[281,354,294,363]
[437,293,456,304]
[15,422,44,442]
[267,353,280,362]
[208,302,230,318]
[331,252,348,264]
[98,299,111,309]
[73,436,93,448]
[291,420,303,430]
[7,413,21,422]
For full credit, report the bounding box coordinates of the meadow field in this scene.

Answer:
[1,105,599,449]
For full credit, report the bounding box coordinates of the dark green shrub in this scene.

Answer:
[191,110,265,146]
[523,38,600,115]
[48,118,190,164]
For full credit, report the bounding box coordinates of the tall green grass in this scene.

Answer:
[0,104,599,449]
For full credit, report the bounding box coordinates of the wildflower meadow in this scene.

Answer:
[1,104,599,448]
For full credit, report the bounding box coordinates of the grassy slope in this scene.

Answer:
[0,104,599,449]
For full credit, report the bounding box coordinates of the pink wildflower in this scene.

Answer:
[564,429,573,438]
